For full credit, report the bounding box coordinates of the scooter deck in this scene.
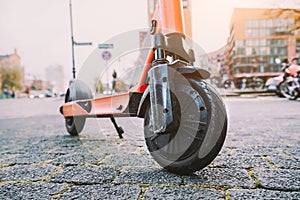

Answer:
[60,93,131,118]
[60,89,146,118]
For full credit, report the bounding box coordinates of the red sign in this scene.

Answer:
[101,50,111,61]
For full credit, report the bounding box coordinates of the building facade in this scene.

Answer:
[207,46,228,85]
[0,49,24,92]
[228,8,300,88]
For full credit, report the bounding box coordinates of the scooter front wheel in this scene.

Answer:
[144,79,227,175]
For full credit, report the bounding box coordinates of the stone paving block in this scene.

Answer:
[51,153,105,166]
[114,167,182,184]
[238,136,275,147]
[0,153,14,163]
[143,186,224,200]
[7,138,55,154]
[279,135,299,147]
[0,164,58,181]
[0,182,68,200]
[213,155,270,169]
[59,184,140,200]
[217,147,232,156]
[52,137,85,147]
[282,147,300,156]
[0,144,22,155]
[267,156,300,169]
[116,144,141,154]
[50,166,118,184]
[184,168,256,189]
[12,144,55,154]
[223,136,246,148]
[103,153,154,167]
[253,169,300,191]
[227,189,300,200]
[2,153,57,164]
[92,145,123,155]
[232,147,281,156]
[50,146,90,154]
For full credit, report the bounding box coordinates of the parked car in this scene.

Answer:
[29,90,53,98]
[265,74,284,96]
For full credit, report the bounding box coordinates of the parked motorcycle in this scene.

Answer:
[279,59,300,100]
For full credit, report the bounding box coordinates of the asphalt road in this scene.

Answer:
[0,96,299,199]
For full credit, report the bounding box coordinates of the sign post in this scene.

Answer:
[69,0,92,79]
[98,43,114,92]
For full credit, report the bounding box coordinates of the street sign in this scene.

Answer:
[74,42,92,46]
[98,43,114,49]
[101,50,111,61]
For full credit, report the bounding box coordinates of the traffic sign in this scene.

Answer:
[101,50,111,61]
[98,43,114,49]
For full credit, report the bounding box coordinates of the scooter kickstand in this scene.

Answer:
[110,116,124,139]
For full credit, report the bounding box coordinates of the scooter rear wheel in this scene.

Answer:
[65,116,86,136]
[64,80,93,136]
[144,79,227,175]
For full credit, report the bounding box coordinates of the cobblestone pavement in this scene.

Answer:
[0,97,299,199]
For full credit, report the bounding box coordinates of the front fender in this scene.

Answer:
[136,65,210,118]
[177,66,210,79]
[137,86,150,118]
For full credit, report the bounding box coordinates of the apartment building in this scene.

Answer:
[228,8,300,87]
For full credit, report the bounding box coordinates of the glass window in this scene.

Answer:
[287,18,294,25]
[259,29,267,36]
[273,19,279,27]
[246,29,252,37]
[253,40,259,46]
[283,18,288,27]
[260,39,267,46]
[259,19,266,27]
[246,20,255,28]
[266,19,273,27]
[296,39,300,53]
[253,20,259,28]
[235,40,244,47]
[246,40,252,46]
[236,47,245,55]
[252,29,258,37]
[246,47,252,56]
[279,47,287,56]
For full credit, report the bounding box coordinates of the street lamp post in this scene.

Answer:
[69,0,92,79]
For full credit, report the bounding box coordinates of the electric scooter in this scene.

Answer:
[60,0,228,175]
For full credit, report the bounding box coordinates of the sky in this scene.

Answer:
[0,0,299,85]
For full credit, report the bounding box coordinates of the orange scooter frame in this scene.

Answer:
[60,0,228,175]
[60,0,185,121]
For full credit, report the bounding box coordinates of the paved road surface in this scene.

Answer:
[0,96,299,199]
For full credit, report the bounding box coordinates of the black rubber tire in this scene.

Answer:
[255,80,264,90]
[65,116,86,136]
[280,81,298,100]
[144,78,227,175]
[64,80,93,136]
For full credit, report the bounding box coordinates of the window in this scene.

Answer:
[296,39,300,53]
[236,47,245,55]
[235,40,245,47]
[246,18,294,37]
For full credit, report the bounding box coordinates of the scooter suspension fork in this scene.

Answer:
[148,34,173,134]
